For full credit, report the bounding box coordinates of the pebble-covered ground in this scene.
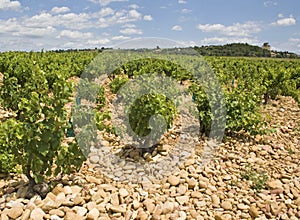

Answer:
[0,96,299,220]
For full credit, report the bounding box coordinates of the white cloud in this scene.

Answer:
[172,25,182,31]
[58,30,93,39]
[112,35,130,40]
[264,0,277,7]
[144,15,153,21]
[178,0,187,4]
[181,8,191,13]
[0,0,21,11]
[89,0,128,6]
[272,15,296,26]
[0,5,146,51]
[197,22,261,37]
[50,6,70,15]
[200,37,260,46]
[129,4,139,9]
[120,28,142,35]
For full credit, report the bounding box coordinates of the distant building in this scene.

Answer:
[262,42,271,51]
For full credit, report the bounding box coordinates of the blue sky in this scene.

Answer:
[1,0,300,53]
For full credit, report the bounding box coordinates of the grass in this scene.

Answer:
[241,163,269,192]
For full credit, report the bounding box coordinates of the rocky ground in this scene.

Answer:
[0,95,299,220]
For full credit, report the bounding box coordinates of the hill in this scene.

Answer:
[194,43,299,58]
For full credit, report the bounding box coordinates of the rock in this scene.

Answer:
[75,206,88,216]
[270,188,283,195]
[21,209,31,220]
[49,209,65,217]
[175,196,189,205]
[70,186,82,195]
[144,199,155,213]
[64,186,72,195]
[119,188,129,197]
[249,206,259,218]
[215,214,226,220]
[267,180,283,190]
[52,185,64,195]
[211,194,220,206]
[168,175,180,186]
[221,201,232,210]
[110,193,119,206]
[237,203,249,210]
[191,191,202,198]
[86,176,101,185]
[89,156,99,164]
[187,178,197,189]
[30,208,45,220]
[110,205,126,213]
[87,202,97,211]
[132,200,140,210]
[73,196,85,206]
[177,185,187,195]
[161,201,174,214]
[7,207,23,219]
[199,181,207,189]
[64,212,84,220]
[87,208,100,220]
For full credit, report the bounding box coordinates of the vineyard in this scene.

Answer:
[0,49,299,219]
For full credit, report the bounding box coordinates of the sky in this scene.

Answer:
[1,0,300,53]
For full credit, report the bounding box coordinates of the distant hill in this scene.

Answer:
[194,43,299,58]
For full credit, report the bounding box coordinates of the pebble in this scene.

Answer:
[86,208,100,220]
[7,207,23,219]
[30,208,46,220]
[168,175,180,186]
[249,206,259,218]
[221,201,232,210]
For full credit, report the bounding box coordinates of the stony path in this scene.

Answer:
[0,96,299,220]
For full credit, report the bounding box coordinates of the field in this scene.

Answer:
[0,49,300,219]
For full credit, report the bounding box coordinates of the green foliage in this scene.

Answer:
[128,93,176,137]
[241,163,269,192]
[109,76,129,93]
[0,52,86,184]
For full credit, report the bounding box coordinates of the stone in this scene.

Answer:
[191,191,202,198]
[175,196,189,205]
[75,206,88,216]
[168,175,180,186]
[21,209,31,220]
[215,214,226,220]
[221,201,232,210]
[267,180,283,190]
[161,201,174,214]
[110,205,126,213]
[119,188,129,197]
[49,209,65,217]
[87,202,97,211]
[110,193,119,206]
[211,194,220,206]
[89,156,100,164]
[132,200,140,210]
[70,186,82,195]
[187,178,197,189]
[177,185,187,195]
[73,196,85,206]
[64,186,72,195]
[144,199,155,213]
[199,181,207,189]
[30,208,45,220]
[7,207,23,219]
[86,176,101,185]
[87,208,100,220]
[237,203,249,210]
[249,206,259,218]
[64,212,84,220]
